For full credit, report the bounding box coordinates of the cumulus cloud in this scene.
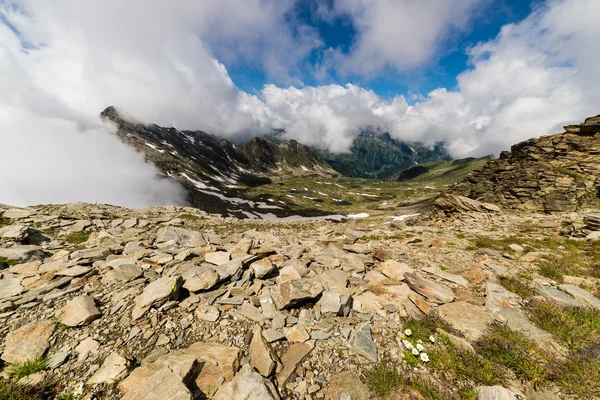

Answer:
[391,0,600,157]
[317,0,487,76]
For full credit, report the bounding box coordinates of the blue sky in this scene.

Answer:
[227,0,536,99]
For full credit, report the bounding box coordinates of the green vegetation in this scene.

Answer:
[0,257,18,268]
[555,355,600,398]
[430,347,502,386]
[477,323,548,384]
[0,217,11,228]
[63,231,90,244]
[177,213,199,220]
[365,364,401,398]
[393,157,489,185]
[537,263,565,282]
[9,358,48,380]
[498,276,535,298]
[458,387,478,400]
[57,395,75,400]
[527,300,600,350]
[0,380,51,400]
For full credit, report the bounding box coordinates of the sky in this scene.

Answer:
[1,0,599,207]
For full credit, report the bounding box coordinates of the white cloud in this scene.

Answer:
[390,0,600,158]
[318,0,486,76]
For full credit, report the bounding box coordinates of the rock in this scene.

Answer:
[103,264,143,284]
[404,272,455,304]
[55,265,91,277]
[75,337,100,362]
[435,328,475,354]
[214,259,243,281]
[132,276,182,320]
[558,284,600,310]
[422,266,468,287]
[272,279,323,310]
[182,265,219,292]
[323,372,371,400]
[434,195,500,213]
[475,386,518,400]
[249,326,276,377]
[535,286,587,307]
[372,249,391,261]
[314,270,348,291]
[205,251,231,266]
[156,226,207,247]
[276,265,301,284]
[0,224,28,240]
[263,328,286,343]
[319,291,352,317]
[3,208,34,219]
[87,351,128,385]
[1,320,55,364]
[437,301,493,341]
[213,365,279,400]
[121,368,193,400]
[46,352,70,369]
[56,295,101,326]
[286,326,310,343]
[195,304,220,322]
[250,258,276,278]
[380,260,414,281]
[239,302,265,322]
[277,342,314,387]
[349,323,378,362]
[184,342,240,397]
[68,220,91,233]
[0,278,23,299]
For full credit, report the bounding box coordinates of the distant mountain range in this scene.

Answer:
[266,129,450,179]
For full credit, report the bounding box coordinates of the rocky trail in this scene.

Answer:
[1,201,600,399]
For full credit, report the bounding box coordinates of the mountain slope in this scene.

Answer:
[100,106,336,218]
[445,114,600,212]
[393,156,491,185]
[318,131,450,179]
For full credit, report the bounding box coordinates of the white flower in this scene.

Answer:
[402,340,413,349]
[411,348,419,356]
[429,335,436,343]
[404,329,412,336]
[417,339,422,344]
[420,352,430,362]
[416,343,424,352]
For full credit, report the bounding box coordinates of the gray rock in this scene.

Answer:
[156,226,207,247]
[249,326,276,377]
[182,265,219,292]
[214,259,243,281]
[103,264,143,284]
[3,208,34,219]
[535,286,586,307]
[132,276,182,320]
[0,278,22,299]
[559,284,600,309]
[272,279,323,310]
[87,351,128,385]
[56,295,101,326]
[55,265,91,277]
[239,302,266,322]
[250,258,276,279]
[380,260,414,281]
[262,329,286,343]
[121,368,193,400]
[437,301,493,341]
[46,351,70,369]
[277,342,314,387]
[349,323,378,362]
[0,224,28,240]
[475,385,518,400]
[213,365,279,400]
[422,266,468,287]
[319,291,352,317]
[205,251,232,266]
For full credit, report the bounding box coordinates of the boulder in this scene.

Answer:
[1,320,55,364]
[319,291,352,317]
[249,326,276,377]
[56,295,101,326]
[277,342,314,387]
[250,258,276,278]
[349,323,378,362]
[404,272,455,304]
[132,276,182,320]
[103,264,143,284]
[0,277,23,300]
[87,351,128,385]
[205,251,231,266]
[182,265,219,292]
[213,365,279,400]
[271,279,323,310]
[156,227,207,247]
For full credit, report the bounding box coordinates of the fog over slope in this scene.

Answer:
[0,0,598,206]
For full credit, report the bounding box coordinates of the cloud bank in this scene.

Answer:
[1,0,599,207]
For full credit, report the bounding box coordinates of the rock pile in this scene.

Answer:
[0,202,598,399]
[445,114,600,212]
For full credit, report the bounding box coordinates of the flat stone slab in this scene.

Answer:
[404,272,455,304]
[0,278,23,300]
[438,301,493,341]
[476,386,518,400]
[2,320,55,364]
[214,365,279,400]
[422,267,469,287]
[380,260,414,281]
[535,286,586,308]
[277,342,314,387]
[349,323,378,362]
[559,284,600,310]
[56,295,101,326]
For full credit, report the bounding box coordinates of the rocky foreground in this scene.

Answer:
[1,202,600,399]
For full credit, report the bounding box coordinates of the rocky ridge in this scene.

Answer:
[445,115,600,212]
[101,107,337,219]
[1,202,600,399]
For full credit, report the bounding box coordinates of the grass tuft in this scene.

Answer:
[0,379,52,400]
[0,257,18,268]
[498,276,535,298]
[365,364,401,398]
[555,354,600,398]
[527,300,600,350]
[177,213,199,220]
[538,263,565,283]
[402,315,449,342]
[477,322,549,384]
[9,358,48,380]
[63,231,90,244]
[430,347,502,386]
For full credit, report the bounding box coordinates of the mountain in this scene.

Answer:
[317,130,450,179]
[100,106,337,218]
[444,114,600,212]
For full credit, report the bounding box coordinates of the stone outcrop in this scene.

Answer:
[442,114,600,212]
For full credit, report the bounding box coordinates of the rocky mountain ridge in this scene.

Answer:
[101,107,337,219]
[446,114,600,212]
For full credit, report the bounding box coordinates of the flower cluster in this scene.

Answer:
[401,330,436,364]
[65,381,84,398]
